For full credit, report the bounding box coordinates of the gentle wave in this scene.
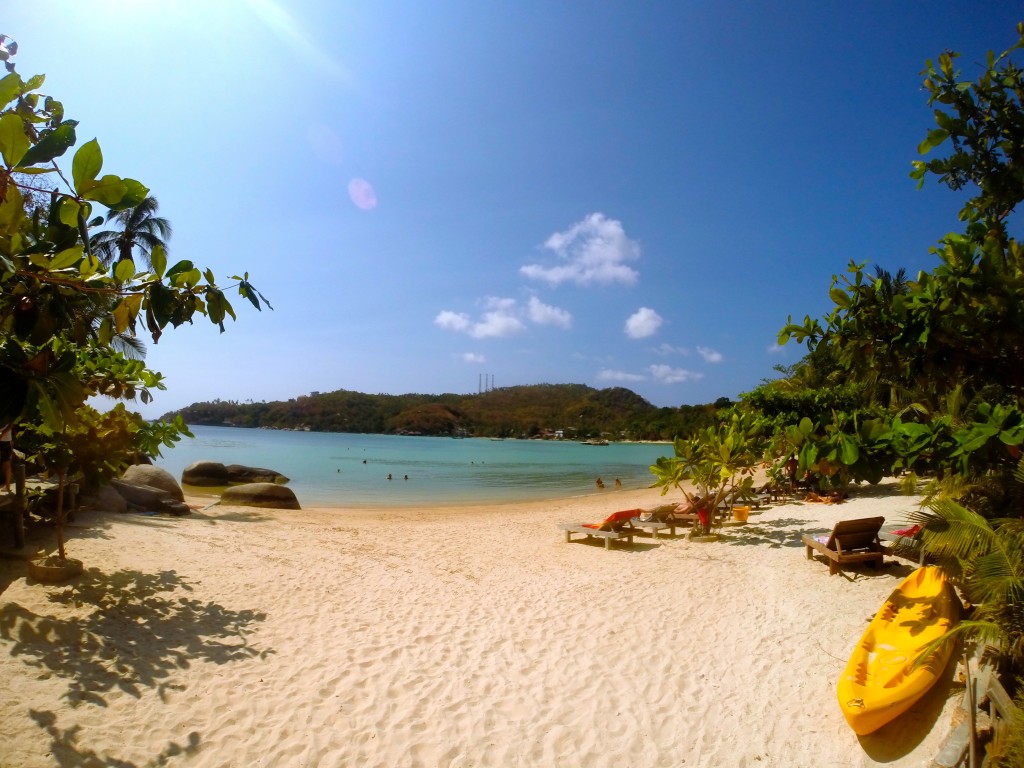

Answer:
[154,425,672,507]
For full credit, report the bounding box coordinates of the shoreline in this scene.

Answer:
[1,481,960,767]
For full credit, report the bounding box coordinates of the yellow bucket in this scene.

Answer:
[732,506,751,523]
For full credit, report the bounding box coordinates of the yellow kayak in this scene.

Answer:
[837,565,960,735]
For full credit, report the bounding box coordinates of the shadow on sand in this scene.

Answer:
[29,708,202,768]
[1,566,270,766]
[0,566,270,706]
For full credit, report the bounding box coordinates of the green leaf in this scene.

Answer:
[829,287,851,309]
[838,434,860,466]
[0,72,22,108]
[17,120,78,167]
[80,174,128,206]
[106,178,148,210]
[79,254,102,278]
[49,246,83,270]
[165,260,195,278]
[98,317,113,346]
[58,197,80,227]
[148,282,177,327]
[917,128,949,155]
[114,259,136,283]
[171,268,202,287]
[72,138,102,191]
[0,182,23,229]
[150,245,167,278]
[0,113,29,166]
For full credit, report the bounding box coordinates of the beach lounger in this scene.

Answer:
[802,516,886,575]
[559,509,639,550]
[631,501,699,539]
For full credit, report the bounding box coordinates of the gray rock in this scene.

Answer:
[122,464,184,501]
[83,484,129,514]
[182,461,230,487]
[110,479,191,516]
[226,464,289,484]
[220,483,300,510]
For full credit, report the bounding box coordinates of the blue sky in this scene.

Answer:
[6,2,1021,418]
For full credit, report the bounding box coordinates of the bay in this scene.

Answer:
[154,425,672,507]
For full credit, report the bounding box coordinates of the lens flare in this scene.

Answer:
[348,178,378,210]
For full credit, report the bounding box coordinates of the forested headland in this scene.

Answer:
[163,384,733,441]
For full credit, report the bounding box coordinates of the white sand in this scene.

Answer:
[1,483,961,767]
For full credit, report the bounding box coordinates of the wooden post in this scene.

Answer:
[12,463,25,549]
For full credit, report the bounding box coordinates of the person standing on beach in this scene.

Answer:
[1,422,13,493]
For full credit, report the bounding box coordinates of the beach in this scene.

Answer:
[1,483,961,767]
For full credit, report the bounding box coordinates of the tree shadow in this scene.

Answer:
[189,508,272,524]
[719,517,818,549]
[29,709,201,768]
[0,566,271,707]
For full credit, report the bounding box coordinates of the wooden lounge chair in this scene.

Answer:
[630,500,700,539]
[559,509,639,550]
[802,516,886,575]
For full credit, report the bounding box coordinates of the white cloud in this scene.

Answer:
[650,364,704,384]
[461,352,486,364]
[437,296,572,338]
[520,213,640,286]
[767,342,787,354]
[435,310,471,333]
[597,369,647,383]
[697,346,723,363]
[527,296,572,328]
[434,305,523,339]
[651,342,688,356]
[472,297,526,338]
[625,307,663,339]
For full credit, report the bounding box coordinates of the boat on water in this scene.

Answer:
[582,439,609,446]
[837,565,960,735]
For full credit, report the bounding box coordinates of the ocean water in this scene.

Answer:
[153,425,673,507]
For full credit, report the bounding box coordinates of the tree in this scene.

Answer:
[774,23,1024,495]
[0,36,269,564]
[91,195,172,268]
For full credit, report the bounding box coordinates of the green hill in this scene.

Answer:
[163,384,729,441]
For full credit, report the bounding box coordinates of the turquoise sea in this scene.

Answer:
[153,425,673,507]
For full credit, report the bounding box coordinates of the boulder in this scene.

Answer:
[83,484,129,514]
[220,483,300,510]
[122,464,184,501]
[226,464,289,484]
[182,461,230,487]
[110,479,191,516]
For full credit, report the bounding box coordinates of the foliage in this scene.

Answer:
[756,23,1024,682]
[989,682,1024,766]
[905,483,1024,667]
[0,37,264,560]
[650,413,764,536]
[167,384,726,441]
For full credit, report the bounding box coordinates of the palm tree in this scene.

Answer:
[906,459,1024,668]
[91,196,172,268]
